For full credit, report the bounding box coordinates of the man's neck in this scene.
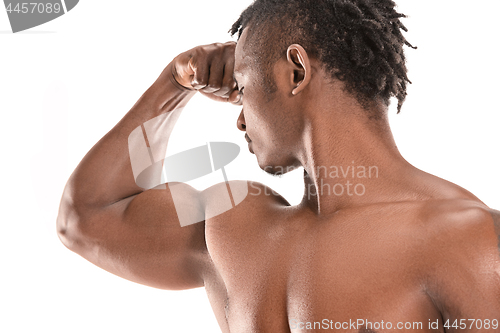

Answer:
[297,101,419,215]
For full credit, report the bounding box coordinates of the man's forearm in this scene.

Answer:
[63,63,196,212]
[59,40,239,220]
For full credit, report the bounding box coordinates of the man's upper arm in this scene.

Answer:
[58,183,210,290]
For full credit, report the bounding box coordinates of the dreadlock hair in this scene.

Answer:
[230,0,416,113]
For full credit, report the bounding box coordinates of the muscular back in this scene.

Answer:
[201,182,500,333]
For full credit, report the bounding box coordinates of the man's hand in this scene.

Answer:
[171,42,241,104]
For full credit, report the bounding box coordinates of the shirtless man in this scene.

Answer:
[57,0,500,332]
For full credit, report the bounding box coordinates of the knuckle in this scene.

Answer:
[195,47,207,58]
[193,75,207,86]
[194,70,204,79]
[207,82,222,90]
[218,86,231,94]
[195,81,208,88]
[223,77,236,88]
[213,90,227,97]
[201,86,217,93]
[225,42,236,51]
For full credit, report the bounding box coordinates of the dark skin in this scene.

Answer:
[57,26,500,332]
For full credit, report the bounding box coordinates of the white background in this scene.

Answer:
[0,1,499,332]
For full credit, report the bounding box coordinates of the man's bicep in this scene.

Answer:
[69,183,209,290]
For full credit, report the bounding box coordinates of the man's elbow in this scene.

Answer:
[56,214,75,251]
[56,196,89,253]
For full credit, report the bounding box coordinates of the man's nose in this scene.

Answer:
[237,109,246,131]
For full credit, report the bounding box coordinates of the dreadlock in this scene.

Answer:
[230,0,416,113]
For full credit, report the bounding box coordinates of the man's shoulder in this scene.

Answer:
[416,197,499,275]
[488,207,500,229]
[398,198,499,281]
[417,199,500,314]
[373,198,496,260]
[420,198,500,230]
[416,198,497,246]
[419,198,490,222]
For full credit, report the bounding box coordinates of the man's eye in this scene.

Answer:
[239,87,245,95]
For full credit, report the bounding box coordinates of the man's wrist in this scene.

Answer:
[142,63,197,114]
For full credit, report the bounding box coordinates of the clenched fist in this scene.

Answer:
[171,42,242,104]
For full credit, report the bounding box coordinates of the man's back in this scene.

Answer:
[200,176,499,332]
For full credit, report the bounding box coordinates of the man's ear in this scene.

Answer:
[286,44,311,96]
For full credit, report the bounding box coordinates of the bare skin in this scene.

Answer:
[57,27,500,333]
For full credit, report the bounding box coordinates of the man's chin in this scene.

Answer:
[259,163,298,177]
